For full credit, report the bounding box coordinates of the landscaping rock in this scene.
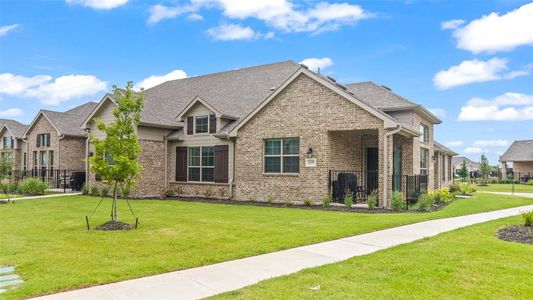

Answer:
[496,225,533,244]
[95,221,135,231]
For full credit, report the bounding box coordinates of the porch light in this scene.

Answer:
[306,147,313,158]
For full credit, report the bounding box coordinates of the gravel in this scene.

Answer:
[496,225,533,244]
[95,221,135,231]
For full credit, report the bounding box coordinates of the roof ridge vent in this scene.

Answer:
[299,63,309,69]
[381,85,392,91]
[326,75,336,83]
[335,82,347,90]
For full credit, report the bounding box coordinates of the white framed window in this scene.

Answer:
[419,124,429,143]
[188,146,214,182]
[264,138,300,174]
[420,147,429,175]
[195,116,209,134]
[3,136,13,149]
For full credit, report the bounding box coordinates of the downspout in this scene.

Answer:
[164,132,168,188]
[383,125,402,208]
[85,133,90,186]
[58,134,65,170]
[229,137,236,199]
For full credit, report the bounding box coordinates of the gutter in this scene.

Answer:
[382,125,402,208]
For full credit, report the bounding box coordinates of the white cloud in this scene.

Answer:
[433,58,528,90]
[134,69,187,90]
[429,108,446,118]
[472,139,509,147]
[0,108,23,117]
[464,147,485,154]
[0,73,107,106]
[0,24,19,37]
[445,141,463,147]
[65,0,129,10]
[149,1,372,34]
[187,13,204,21]
[458,92,533,121]
[299,57,333,73]
[206,23,262,41]
[441,19,464,30]
[447,3,533,53]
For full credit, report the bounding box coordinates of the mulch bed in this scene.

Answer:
[496,225,533,244]
[95,221,135,231]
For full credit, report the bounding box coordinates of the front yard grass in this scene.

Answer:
[1,193,532,299]
[215,216,533,299]
[476,183,533,193]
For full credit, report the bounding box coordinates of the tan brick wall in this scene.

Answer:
[513,161,533,177]
[26,114,59,170]
[59,137,86,170]
[234,73,387,205]
[168,182,231,199]
[412,113,435,189]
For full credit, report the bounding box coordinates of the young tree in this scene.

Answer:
[89,82,144,222]
[0,156,13,199]
[458,160,469,183]
[479,154,490,185]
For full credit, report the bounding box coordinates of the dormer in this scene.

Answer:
[176,96,237,137]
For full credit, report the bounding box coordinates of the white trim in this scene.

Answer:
[22,111,62,138]
[263,138,300,174]
[176,96,237,122]
[187,146,215,183]
[228,68,398,137]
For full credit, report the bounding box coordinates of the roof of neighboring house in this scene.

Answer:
[0,119,28,139]
[452,156,481,169]
[434,141,459,156]
[25,102,98,138]
[500,140,533,162]
[345,81,442,124]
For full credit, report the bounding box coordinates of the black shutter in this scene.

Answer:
[175,147,188,181]
[36,134,40,147]
[46,134,51,147]
[209,114,216,133]
[187,117,194,135]
[214,145,229,183]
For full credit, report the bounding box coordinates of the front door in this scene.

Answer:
[393,146,402,191]
[365,147,378,193]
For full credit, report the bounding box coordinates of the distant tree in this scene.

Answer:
[458,161,469,183]
[479,154,490,185]
[0,156,13,199]
[89,82,144,222]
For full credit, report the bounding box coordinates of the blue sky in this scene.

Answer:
[1,0,532,164]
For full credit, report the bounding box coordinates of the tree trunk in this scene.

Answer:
[112,181,118,221]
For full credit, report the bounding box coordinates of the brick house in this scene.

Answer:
[22,102,97,174]
[83,61,456,207]
[0,119,28,171]
[500,140,533,183]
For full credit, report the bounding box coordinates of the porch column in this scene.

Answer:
[500,161,507,179]
[378,128,393,208]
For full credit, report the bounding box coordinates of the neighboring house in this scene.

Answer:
[433,142,457,188]
[0,119,28,171]
[84,60,453,207]
[500,140,533,182]
[23,102,98,174]
[452,156,480,175]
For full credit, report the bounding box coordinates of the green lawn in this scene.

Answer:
[1,194,532,299]
[476,183,533,193]
[215,216,533,299]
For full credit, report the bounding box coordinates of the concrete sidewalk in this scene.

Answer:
[7,193,81,201]
[479,191,533,198]
[31,203,533,300]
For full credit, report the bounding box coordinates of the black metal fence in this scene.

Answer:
[398,174,428,204]
[8,169,86,193]
[506,172,532,184]
[329,170,378,203]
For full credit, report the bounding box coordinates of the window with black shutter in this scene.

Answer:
[187,117,194,135]
[214,145,229,183]
[175,147,188,181]
[209,114,216,133]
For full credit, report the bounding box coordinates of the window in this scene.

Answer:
[23,152,27,171]
[264,138,300,174]
[33,151,38,167]
[420,147,429,175]
[419,124,429,143]
[40,151,47,168]
[195,116,208,134]
[441,155,445,180]
[49,150,54,171]
[187,146,214,182]
[448,156,452,181]
[1,152,12,161]
[3,136,13,149]
[37,133,50,147]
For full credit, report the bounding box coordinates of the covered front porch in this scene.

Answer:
[327,127,425,207]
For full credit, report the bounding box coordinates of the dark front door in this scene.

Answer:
[393,146,402,191]
[365,147,378,193]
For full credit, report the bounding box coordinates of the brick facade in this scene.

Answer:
[26,115,59,171]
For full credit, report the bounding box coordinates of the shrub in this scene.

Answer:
[1,182,18,193]
[415,193,435,211]
[323,194,332,207]
[162,187,175,197]
[344,192,353,208]
[175,185,184,197]
[120,184,131,199]
[528,179,533,185]
[203,187,215,197]
[522,210,533,227]
[80,183,88,195]
[303,199,312,206]
[391,191,406,210]
[100,186,110,198]
[448,182,461,194]
[90,185,99,196]
[460,184,476,195]
[267,196,276,203]
[367,190,378,209]
[283,199,291,206]
[17,178,48,195]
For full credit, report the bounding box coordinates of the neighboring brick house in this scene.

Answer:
[0,119,28,171]
[83,60,455,207]
[433,142,458,188]
[452,156,480,175]
[500,140,533,183]
[23,102,97,174]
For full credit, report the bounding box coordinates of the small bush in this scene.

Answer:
[460,184,476,195]
[1,182,18,193]
[90,185,99,196]
[415,194,435,211]
[323,194,332,207]
[449,182,461,194]
[391,191,406,210]
[203,187,215,197]
[80,183,88,195]
[100,186,110,198]
[344,192,353,208]
[522,210,533,227]
[248,197,257,202]
[162,187,175,197]
[120,185,131,198]
[175,185,184,197]
[367,190,378,209]
[303,199,312,206]
[528,179,533,185]
[17,178,48,195]
[283,199,291,206]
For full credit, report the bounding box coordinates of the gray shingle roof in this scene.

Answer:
[452,156,480,169]
[140,60,301,128]
[0,119,28,139]
[42,102,98,137]
[345,81,418,110]
[434,141,458,156]
[500,140,533,162]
